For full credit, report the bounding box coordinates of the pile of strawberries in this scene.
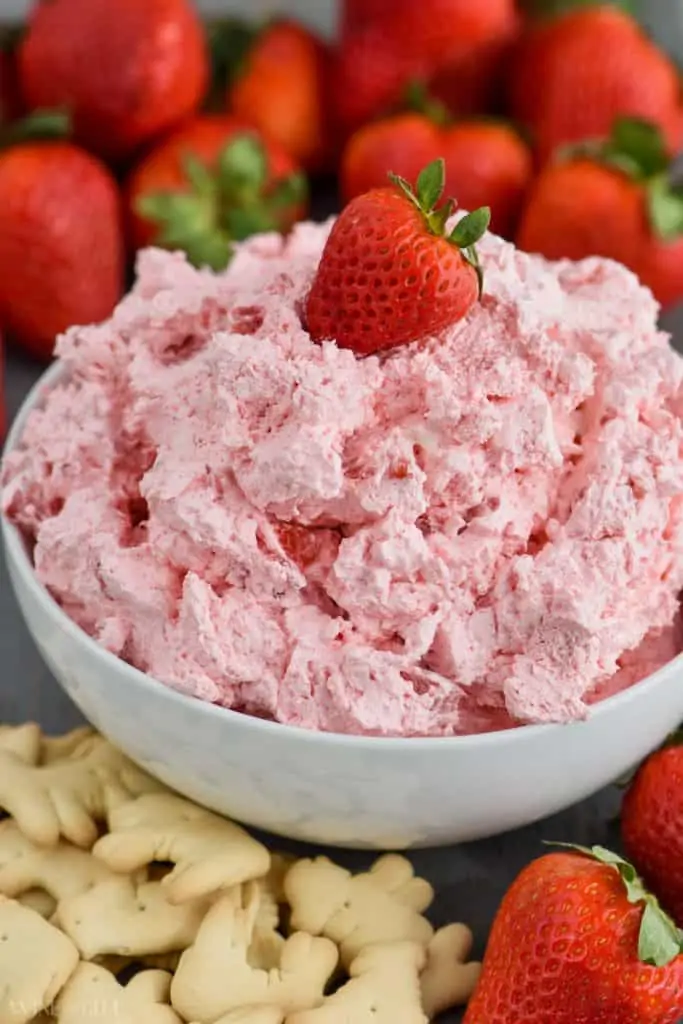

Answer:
[0,0,683,384]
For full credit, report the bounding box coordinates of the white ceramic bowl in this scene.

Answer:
[3,362,683,849]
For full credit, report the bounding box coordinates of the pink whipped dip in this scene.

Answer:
[3,222,683,736]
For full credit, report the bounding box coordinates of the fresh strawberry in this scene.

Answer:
[341,114,442,204]
[464,846,683,1024]
[226,20,331,172]
[333,0,519,134]
[126,115,307,270]
[517,159,644,265]
[622,739,683,927]
[340,0,398,38]
[517,117,683,308]
[306,158,490,356]
[19,0,209,163]
[342,112,532,239]
[508,6,682,164]
[440,122,532,238]
[0,140,124,361]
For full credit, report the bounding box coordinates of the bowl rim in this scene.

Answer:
[3,358,683,752]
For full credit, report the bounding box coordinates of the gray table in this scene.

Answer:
[2,311,682,1018]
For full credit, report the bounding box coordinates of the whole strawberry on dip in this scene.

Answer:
[2,160,683,738]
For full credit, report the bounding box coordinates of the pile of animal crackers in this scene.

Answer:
[0,722,481,1023]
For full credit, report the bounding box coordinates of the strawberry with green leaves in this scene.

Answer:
[465,845,683,1024]
[508,4,682,165]
[622,737,683,929]
[126,116,307,271]
[517,117,683,308]
[306,158,490,356]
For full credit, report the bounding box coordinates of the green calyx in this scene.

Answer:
[550,843,683,968]
[563,116,683,242]
[0,108,71,149]
[404,80,451,128]
[136,133,308,272]
[388,158,491,295]
[517,0,636,19]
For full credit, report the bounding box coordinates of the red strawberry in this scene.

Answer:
[508,6,682,164]
[517,158,645,265]
[227,20,331,172]
[340,114,442,204]
[622,739,683,927]
[464,846,683,1023]
[440,121,532,238]
[19,0,209,163]
[517,117,683,308]
[306,158,490,356]
[126,116,307,270]
[0,141,124,361]
[341,113,532,239]
[340,0,398,37]
[333,0,519,134]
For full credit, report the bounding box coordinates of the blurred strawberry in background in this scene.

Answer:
[341,88,532,239]
[517,117,683,307]
[19,0,209,164]
[226,19,332,172]
[334,0,520,135]
[127,115,307,270]
[509,4,683,164]
[340,0,393,37]
[342,114,442,204]
[0,134,124,360]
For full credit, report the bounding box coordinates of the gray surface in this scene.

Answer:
[3,306,683,1018]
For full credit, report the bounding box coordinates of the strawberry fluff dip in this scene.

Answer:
[3,223,683,737]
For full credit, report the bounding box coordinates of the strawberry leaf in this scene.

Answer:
[405,80,451,127]
[219,134,268,195]
[388,171,422,211]
[225,205,281,241]
[182,152,217,199]
[0,108,71,148]
[450,207,491,248]
[518,0,636,18]
[647,174,683,240]
[559,117,670,183]
[548,843,683,967]
[269,172,308,211]
[611,117,669,178]
[639,900,683,967]
[416,158,445,213]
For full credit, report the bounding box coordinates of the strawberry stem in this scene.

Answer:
[548,843,683,967]
[388,158,490,294]
[404,80,451,128]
